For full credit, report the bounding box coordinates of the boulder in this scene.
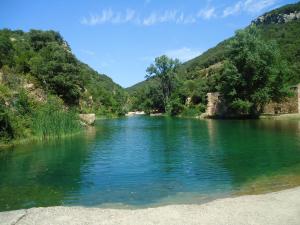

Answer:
[79,113,96,125]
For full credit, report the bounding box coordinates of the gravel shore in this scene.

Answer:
[1,187,300,225]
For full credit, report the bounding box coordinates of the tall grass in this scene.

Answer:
[33,97,81,140]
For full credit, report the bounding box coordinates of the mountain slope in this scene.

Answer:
[0,29,127,143]
[128,1,300,94]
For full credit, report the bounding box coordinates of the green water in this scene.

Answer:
[0,117,300,211]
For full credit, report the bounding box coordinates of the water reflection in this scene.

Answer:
[0,133,96,210]
[206,120,300,187]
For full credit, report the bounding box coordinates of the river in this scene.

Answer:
[0,116,300,211]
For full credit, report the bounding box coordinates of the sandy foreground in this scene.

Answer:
[1,187,300,225]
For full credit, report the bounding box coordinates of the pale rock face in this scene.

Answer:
[206,92,221,116]
[23,83,35,91]
[253,11,300,25]
[185,97,192,106]
[79,113,96,125]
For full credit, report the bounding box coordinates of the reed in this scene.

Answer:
[33,98,81,139]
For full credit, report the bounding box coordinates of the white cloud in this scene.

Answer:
[244,0,277,13]
[142,10,197,26]
[81,1,277,26]
[223,0,277,17]
[81,8,207,26]
[197,7,216,20]
[223,2,243,17]
[81,8,138,25]
[140,47,202,63]
[165,47,202,62]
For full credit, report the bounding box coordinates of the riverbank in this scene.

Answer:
[0,129,84,150]
[1,187,299,225]
[260,113,300,120]
[0,114,114,150]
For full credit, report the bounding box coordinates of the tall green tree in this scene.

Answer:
[0,34,13,68]
[29,42,83,105]
[219,26,290,115]
[145,55,180,112]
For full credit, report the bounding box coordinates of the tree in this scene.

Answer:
[0,34,13,68]
[181,79,208,105]
[28,29,64,51]
[29,42,82,105]
[145,55,180,112]
[0,99,14,142]
[219,26,290,115]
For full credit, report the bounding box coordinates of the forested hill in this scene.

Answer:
[0,29,127,112]
[128,1,300,94]
[0,29,127,143]
[181,1,300,84]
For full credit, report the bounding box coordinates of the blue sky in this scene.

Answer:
[1,0,297,87]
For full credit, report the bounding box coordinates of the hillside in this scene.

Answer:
[128,1,300,94]
[0,29,127,144]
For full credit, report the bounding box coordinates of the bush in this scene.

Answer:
[181,104,206,117]
[0,102,14,143]
[167,97,184,116]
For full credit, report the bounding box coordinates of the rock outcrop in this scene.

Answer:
[79,114,96,125]
[253,11,300,25]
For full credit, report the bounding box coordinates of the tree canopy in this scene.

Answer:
[219,26,290,115]
[145,55,180,112]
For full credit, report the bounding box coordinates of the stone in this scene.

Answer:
[126,111,146,116]
[206,92,220,117]
[79,114,96,125]
[185,97,192,106]
[24,83,35,91]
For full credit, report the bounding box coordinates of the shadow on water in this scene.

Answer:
[0,117,300,211]
[0,127,98,211]
[205,119,300,192]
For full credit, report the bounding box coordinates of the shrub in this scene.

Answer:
[0,102,14,143]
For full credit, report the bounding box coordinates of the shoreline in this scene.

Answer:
[0,114,125,150]
[1,187,300,225]
[1,114,299,149]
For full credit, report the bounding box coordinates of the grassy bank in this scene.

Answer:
[0,95,83,148]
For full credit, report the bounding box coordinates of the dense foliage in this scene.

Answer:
[0,29,127,144]
[219,26,290,115]
[145,55,180,112]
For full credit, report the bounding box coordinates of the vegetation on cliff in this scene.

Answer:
[0,29,127,144]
